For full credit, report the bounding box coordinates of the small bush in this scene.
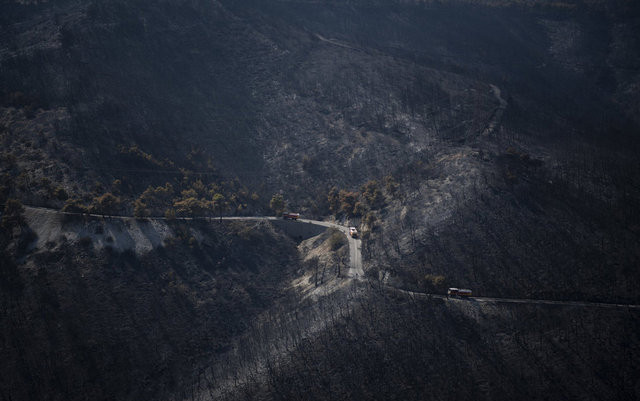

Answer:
[361,180,384,209]
[90,192,121,215]
[164,208,176,220]
[363,212,377,229]
[384,175,399,196]
[327,187,340,215]
[62,198,88,213]
[423,274,447,293]
[133,199,149,219]
[269,193,285,216]
[339,190,359,217]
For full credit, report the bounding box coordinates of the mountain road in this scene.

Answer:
[15,205,639,309]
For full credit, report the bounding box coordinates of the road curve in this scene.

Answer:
[18,206,639,310]
[19,206,364,278]
[221,216,363,277]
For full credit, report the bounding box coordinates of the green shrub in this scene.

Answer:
[423,274,446,293]
[173,197,209,217]
[61,198,88,213]
[363,211,377,228]
[339,190,358,216]
[89,193,121,215]
[328,230,346,251]
[269,193,285,216]
[164,208,176,220]
[133,199,149,218]
[353,201,367,217]
[384,175,399,196]
[137,183,174,216]
[327,187,340,215]
[361,180,384,209]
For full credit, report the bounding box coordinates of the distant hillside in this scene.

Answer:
[228,290,640,401]
[1,0,638,204]
[0,211,301,401]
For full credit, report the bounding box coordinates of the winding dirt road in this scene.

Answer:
[19,206,365,278]
[218,216,363,277]
[16,205,638,309]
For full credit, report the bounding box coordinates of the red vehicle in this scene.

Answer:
[448,288,472,297]
[282,212,300,220]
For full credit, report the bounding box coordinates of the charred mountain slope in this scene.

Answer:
[1,1,640,400]
[0,216,301,401]
[2,0,637,201]
[229,290,640,401]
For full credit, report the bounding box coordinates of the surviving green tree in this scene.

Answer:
[270,193,285,216]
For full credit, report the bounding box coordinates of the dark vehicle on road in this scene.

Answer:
[448,288,472,297]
